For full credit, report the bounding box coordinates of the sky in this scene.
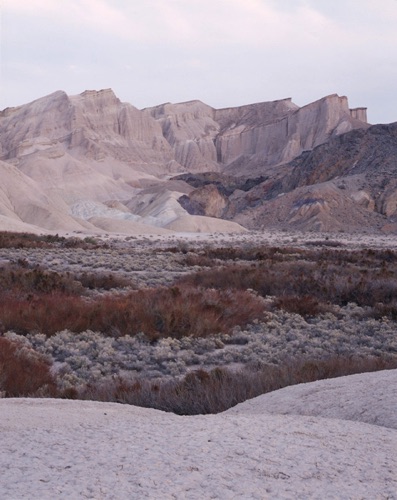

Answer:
[0,0,396,124]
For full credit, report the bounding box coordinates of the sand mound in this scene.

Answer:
[89,216,173,235]
[1,370,396,498]
[227,369,397,430]
[165,215,247,233]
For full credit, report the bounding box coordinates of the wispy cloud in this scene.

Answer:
[1,0,397,122]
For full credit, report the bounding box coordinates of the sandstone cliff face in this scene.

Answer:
[68,89,175,170]
[216,94,368,176]
[0,89,368,179]
[214,98,299,168]
[145,100,220,172]
[0,89,175,176]
[0,88,374,234]
[0,91,74,160]
[147,94,368,177]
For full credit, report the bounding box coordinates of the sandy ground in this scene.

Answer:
[1,370,396,499]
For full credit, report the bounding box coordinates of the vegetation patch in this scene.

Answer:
[0,231,106,250]
[2,232,397,415]
[62,356,397,415]
[0,285,265,339]
[0,337,56,397]
[179,247,397,318]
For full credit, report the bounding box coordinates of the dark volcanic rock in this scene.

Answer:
[178,195,205,216]
[178,185,228,218]
[227,122,397,232]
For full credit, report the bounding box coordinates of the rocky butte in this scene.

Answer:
[1,88,396,234]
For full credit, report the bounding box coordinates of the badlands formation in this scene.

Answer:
[1,90,397,499]
[1,88,390,235]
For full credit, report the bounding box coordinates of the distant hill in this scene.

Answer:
[1,88,383,234]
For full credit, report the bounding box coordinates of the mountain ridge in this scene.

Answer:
[2,88,393,235]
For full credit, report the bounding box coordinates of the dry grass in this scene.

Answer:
[0,262,134,301]
[0,231,56,249]
[272,295,330,318]
[2,232,397,414]
[75,271,133,290]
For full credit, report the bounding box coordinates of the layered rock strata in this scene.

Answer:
[0,89,371,234]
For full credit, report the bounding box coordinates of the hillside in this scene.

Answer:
[0,89,374,234]
[180,122,397,233]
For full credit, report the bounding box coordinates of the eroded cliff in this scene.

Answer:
[0,89,375,234]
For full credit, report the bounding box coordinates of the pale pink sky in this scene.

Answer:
[1,0,396,123]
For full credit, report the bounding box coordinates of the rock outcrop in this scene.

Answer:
[147,94,368,177]
[219,122,397,232]
[0,88,374,234]
[179,185,228,218]
[0,89,176,178]
[144,100,220,173]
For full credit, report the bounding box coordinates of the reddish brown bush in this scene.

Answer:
[76,272,132,290]
[0,337,56,397]
[0,231,53,249]
[0,265,84,297]
[0,286,266,339]
[179,250,397,317]
[272,295,330,318]
[0,231,107,250]
[114,286,266,340]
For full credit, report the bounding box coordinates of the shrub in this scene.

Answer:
[0,265,84,297]
[0,337,56,397]
[272,295,330,318]
[76,272,132,290]
[0,231,53,249]
[0,286,266,339]
[114,286,266,340]
[67,355,397,415]
[0,294,94,335]
[179,250,397,317]
[0,231,107,249]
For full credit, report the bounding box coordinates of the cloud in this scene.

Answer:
[4,0,397,49]
[1,0,397,122]
[0,0,346,46]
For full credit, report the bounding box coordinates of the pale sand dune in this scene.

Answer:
[165,214,247,233]
[88,216,174,235]
[226,369,397,429]
[1,370,396,499]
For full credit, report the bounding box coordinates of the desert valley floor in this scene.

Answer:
[1,229,397,499]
